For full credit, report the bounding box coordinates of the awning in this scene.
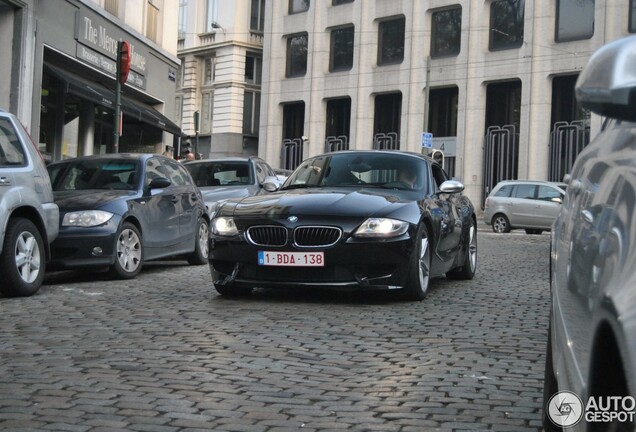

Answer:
[121,97,182,136]
[44,63,182,136]
[45,64,116,110]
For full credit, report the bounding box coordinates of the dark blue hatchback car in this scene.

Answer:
[47,154,209,279]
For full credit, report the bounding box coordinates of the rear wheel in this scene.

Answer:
[401,225,431,301]
[187,218,209,265]
[109,222,143,279]
[492,214,511,233]
[0,218,45,297]
[447,218,477,280]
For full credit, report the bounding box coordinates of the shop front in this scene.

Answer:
[33,1,181,162]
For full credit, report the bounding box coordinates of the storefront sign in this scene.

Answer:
[76,10,149,80]
[77,44,146,90]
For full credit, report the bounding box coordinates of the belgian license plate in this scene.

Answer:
[258,251,324,267]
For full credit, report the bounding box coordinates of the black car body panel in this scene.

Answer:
[208,150,476,296]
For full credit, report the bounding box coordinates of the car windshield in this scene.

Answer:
[185,161,253,187]
[282,153,428,191]
[48,159,139,191]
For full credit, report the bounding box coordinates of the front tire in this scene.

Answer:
[447,218,477,280]
[0,218,45,297]
[401,224,432,301]
[187,218,209,265]
[492,213,511,233]
[109,222,143,279]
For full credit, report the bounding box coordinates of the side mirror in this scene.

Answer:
[262,175,281,192]
[148,177,171,189]
[576,35,636,121]
[439,180,465,194]
[551,197,563,204]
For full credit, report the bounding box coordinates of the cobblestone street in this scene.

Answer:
[0,230,550,431]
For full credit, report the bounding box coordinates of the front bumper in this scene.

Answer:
[208,234,415,291]
[49,220,119,270]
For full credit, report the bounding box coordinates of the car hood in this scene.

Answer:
[200,186,254,203]
[224,188,417,220]
[53,189,135,212]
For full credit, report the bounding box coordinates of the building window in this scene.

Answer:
[178,0,187,39]
[176,59,185,88]
[556,0,594,42]
[631,0,636,32]
[105,0,119,17]
[206,0,219,31]
[203,57,215,85]
[330,26,354,72]
[146,1,159,44]
[286,33,308,78]
[325,98,351,152]
[175,96,183,126]
[251,0,266,32]
[243,91,261,136]
[378,17,405,66]
[489,0,524,51]
[201,91,213,134]
[429,87,458,138]
[431,6,461,58]
[245,54,263,84]
[373,93,402,150]
[333,0,353,4]
[289,0,310,14]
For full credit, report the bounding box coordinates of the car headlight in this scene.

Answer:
[212,217,238,236]
[62,210,114,227]
[353,218,409,238]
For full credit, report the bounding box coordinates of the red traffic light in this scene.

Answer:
[118,40,131,85]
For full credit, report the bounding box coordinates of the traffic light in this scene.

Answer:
[430,149,444,166]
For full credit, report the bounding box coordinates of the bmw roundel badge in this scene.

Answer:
[288,216,298,223]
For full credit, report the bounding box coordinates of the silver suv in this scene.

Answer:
[483,180,566,234]
[0,109,58,296]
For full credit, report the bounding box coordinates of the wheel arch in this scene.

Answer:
[6,206,51,261]
[587,320,632,405]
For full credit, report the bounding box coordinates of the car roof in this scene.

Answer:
[47,153,162,165]
[183,157,256,164]
[317,149,435,163]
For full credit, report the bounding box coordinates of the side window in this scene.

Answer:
[175,163,194,186]
[255,163,267,183]
[0,118,26,167]
[513,184,536,199]
[431,163,448,189]
[145,158,165,186]
[161,159,187,186]
[494,184,513,197]
[537,185,562,201]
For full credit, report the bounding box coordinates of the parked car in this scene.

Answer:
[183,157,282,215]
[208,150,477,301]
[46,154,208,279]
[543,35,636,431]
[484,179,566,234]
[0,109,58,297]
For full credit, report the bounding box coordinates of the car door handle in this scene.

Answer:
[0,177,11,185]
